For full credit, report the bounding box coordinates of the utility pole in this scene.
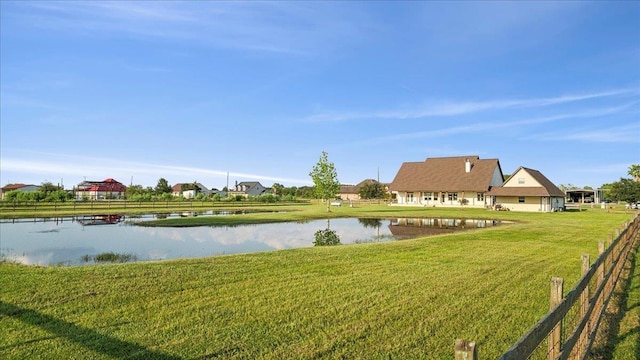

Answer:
[377,166,380,205]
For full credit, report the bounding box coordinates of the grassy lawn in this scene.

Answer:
[1,204,637,359]
[610,244,640,359]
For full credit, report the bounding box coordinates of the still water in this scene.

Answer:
[0,213,503,266]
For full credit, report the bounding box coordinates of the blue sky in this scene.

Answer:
[1,1,639,190]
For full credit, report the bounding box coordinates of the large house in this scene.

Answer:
[228,181,268,197]
[0,184,41,200]
[74,178,126,200]
[487,167,565,212]
[389,155,504,208]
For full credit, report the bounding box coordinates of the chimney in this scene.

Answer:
[465,158,471,173]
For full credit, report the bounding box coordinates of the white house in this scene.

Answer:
[171,182,212,199]
[75,178,126,200]
[486,167,565,212]
[388,155,504,208]
[228,181,268,197]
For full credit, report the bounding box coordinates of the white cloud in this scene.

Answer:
[531,123,640,144]
[353,101,639,145]
[0,152,311,187]
[13,1,368,56]
[304,88,638,123]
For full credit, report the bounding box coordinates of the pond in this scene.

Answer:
[0,214,504,266]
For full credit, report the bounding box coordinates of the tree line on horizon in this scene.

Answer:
[2,162,639,205]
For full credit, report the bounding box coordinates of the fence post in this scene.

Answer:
[454,339,476,360]
[548,277,564,360]
[577,254,590,358]
[592,240,606,333]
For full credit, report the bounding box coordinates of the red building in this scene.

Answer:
[74,178,127,200]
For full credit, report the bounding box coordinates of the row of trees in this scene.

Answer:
[2,182,72,202]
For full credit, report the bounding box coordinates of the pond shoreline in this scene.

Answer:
[0,209,507,266]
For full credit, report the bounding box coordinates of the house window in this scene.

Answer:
[477,193,484,201]
[518,178,525,184]
[448,192,458,201]
[407,192,414,203]
[518,197,525,203]
[424,192,432,201]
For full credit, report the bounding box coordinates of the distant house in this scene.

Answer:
[0,184,41,200]
[486,167,565,212]
[388,155,504,208]
[228,181,268,197]
[74,178,126,200]
[171,182,212,199]
[338,179,389,201]
[210,188,227,197]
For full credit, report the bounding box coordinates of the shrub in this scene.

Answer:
[313,228,341,246]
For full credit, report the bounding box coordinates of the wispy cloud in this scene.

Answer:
[529,123,640,143]
[355,100,640,145]
[12,2,368,56]
[304,88,638,123]
[0,152,311,186]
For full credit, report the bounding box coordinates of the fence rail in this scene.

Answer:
[456,212,640,359]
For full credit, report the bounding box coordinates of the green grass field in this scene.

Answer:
[1,204,637,359]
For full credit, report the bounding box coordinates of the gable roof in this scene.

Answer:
[487,167,565,197]
[76,179,126,192]
[389,156,502,192]
[339,179,378,194]
[1,183,28,191]
[172,182,210,192]
[237,181,261,187]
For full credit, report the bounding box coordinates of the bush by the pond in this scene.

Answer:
[81,252,137,263]
[313,228,341,246]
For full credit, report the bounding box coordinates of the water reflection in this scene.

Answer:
[389,217,503,238]
[358,218,383,228]
[0,216,504,266]
[0,209,280,225]
[76,215,124,226]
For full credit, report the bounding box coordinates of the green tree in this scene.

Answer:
[359,181,385,200]
[628,164,640,182]
[607,178,640,203]
[272,183,284,195]
[296,186,315,198]
[309,151,340,212]
[40,181,60,195]
[559,184,579,192]
[125,184,151,200]
[155,178,172,195]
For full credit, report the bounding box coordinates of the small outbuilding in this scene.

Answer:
[487,167,565,212]
[565,189,604,204]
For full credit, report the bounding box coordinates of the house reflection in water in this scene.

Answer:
[388,218,502,239]
[75,214,124,226]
